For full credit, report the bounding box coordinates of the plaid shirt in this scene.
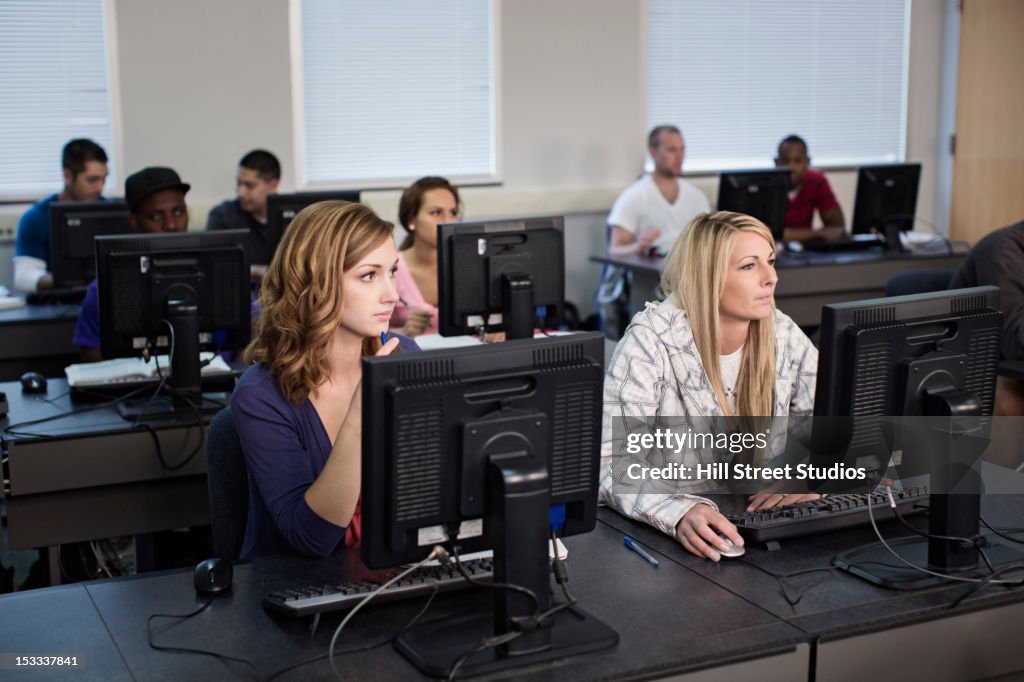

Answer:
[599,298,818,537]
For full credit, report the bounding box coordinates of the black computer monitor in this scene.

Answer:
[361,332,616,676]
[264,190,361,264]
[437,216,565,340]
[49,201,132,289]
[850,163,921,248]
[94,230,251,413]
[716,169,789,241]
[813,286,1024,588]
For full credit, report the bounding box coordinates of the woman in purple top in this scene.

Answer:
[232,201,418,559]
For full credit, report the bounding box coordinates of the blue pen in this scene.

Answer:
[380,331,388,345]
[623,536,659,568]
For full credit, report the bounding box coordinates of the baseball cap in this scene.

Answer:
[124,167,191,212]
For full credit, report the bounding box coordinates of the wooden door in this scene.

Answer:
[950,0,1024,242]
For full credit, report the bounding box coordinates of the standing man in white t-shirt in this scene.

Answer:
[607,125,711,257]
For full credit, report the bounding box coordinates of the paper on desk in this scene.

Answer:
[0,296,25,311]
[65,352,232,387]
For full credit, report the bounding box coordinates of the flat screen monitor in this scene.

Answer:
[361,332,616,676]
[94,230,250,409]
[264,190,361,265]
[437,216,565,339]
[716,169,789,240]
[850,163,921,237]
[49,200,132,289]
[813,286,1023,588]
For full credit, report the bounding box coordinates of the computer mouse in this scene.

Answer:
[784,240,804,254]
[20,372,47,394]
[716,536,746,559]
[194,558,233,596]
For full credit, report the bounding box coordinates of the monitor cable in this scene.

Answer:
[327,545,449,681]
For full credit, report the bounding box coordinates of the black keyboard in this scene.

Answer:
[263,556,494,618]
[26,287,88,305]
[726,487,930,544]
[801,235,884,253]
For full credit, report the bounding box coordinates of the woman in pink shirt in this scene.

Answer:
[390,176,461,337]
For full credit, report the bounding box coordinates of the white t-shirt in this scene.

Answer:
[719,344,744,413]
[607,174,712,254]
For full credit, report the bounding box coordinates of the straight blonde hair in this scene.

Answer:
[660,211,776,417]
[245,201,395,403]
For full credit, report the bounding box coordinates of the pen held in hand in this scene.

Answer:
[623,536,659,568]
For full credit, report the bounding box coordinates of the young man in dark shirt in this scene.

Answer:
[775,134,846,243]
[206,149,280,276]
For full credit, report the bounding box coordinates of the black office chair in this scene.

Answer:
[205,406,248,560]
[884,269,955,297]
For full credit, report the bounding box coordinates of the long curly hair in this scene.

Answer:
[244,200,395,403]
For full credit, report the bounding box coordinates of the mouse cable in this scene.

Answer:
[147,597,258,679]
[327,545,448,681]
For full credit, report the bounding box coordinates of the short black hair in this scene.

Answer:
[239,149,281,182]
[648,125,682,149]
[777,134,808,157]
[62,138,108,176]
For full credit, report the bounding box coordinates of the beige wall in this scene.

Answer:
[0,0,956,300]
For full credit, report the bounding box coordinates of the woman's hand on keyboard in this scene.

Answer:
[746,491,821,512]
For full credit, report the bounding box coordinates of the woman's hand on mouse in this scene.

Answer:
[674,504,744,562]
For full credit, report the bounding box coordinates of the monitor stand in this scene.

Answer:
[115,298,226,421]
[834,387,1024,589]
[394,452,618,678]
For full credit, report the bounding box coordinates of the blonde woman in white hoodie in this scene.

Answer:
[600,211,820,561]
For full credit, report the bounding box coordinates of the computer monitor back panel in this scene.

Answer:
[49,201,132,288]
[850,163,922,234]
[716,169,789,240]
[264,190,361,264]
[437,216,565,337]
[361,333,604,569]
[95,230,251,360]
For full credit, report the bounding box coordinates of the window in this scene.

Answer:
[0,0,118,198]
[646,0,910,172]
[294,0,496,188]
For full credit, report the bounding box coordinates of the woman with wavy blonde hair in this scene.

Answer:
[600,211,819,561]
[232,201,418,558]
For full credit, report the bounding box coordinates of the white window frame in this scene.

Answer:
[643,0,912,175]
[0,0,124,202]
[288,0,501,191]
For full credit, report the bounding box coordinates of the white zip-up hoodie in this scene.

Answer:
[599,297,819,537]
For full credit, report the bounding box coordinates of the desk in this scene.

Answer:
[0,303,80,381]
[2,521,811,681]
[592,250,966,329]
[599,463,1024,681]
[1,378,214,584]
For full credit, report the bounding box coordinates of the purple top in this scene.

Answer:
[231,333,419,558]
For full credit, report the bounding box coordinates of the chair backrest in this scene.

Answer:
[884,269,956,298]
[205,406,248,560]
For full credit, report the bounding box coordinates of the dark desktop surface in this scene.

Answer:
[0,302,80,382]
[599,462,1024,639]
[74,520,808,681]
[1,377,227,550]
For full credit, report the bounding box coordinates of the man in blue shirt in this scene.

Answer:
[14,139,109,292]
[73,166,191,361]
